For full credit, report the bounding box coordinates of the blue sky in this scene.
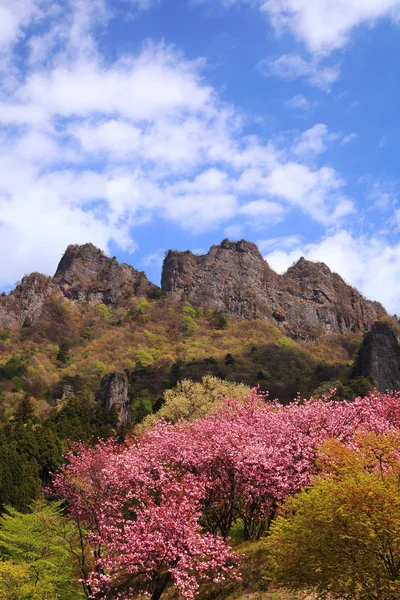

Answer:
[1,0,400,312]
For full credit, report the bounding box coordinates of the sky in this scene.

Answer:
[0,0,400,313]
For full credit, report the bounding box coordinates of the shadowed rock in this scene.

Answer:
[97,372,130,426]
[354,321,400,391]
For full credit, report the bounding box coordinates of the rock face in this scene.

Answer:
[97,372,130,426]
[0,244,158,328]
[162,239,279,319]
[354,322,400,391]
[55,243,157,304]
[162,239,386,337]
[0,273,57,328]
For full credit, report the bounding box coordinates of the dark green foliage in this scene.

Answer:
[57,342,71,364]
[209,310,227,329]
[148,288,167,300]
[0,390,121,513]
[170,359,184,387]
[0,355,27,380]
[47,391,118,443]
[224,354,236,366]
[14,394,35,424]
[132,398,153,424]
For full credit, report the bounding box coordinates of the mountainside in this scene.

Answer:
[0,238,396,422]
[162,239,386,338]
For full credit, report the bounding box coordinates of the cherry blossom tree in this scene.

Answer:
[53,440,240,600]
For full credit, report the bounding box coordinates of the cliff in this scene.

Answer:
[162,239,386,337]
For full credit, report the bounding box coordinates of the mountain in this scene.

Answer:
[0,243,158,328]
[162,239,386,339]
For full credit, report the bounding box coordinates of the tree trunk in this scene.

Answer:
[150,572,171,600]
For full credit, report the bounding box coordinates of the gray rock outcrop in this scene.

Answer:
[55,243,157,304]
[97,372,130,426]
[354,321,400,391]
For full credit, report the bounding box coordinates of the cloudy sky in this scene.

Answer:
[0,0,400,312]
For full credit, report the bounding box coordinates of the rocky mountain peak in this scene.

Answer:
[285,256,333,280]
[161,239,387,337]
[55,243,157,304]
[219,238,264,257]
[162,239,278,320]
[0,244,158,328]
[55,243,107,282]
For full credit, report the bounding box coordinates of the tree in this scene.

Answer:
[14,394,35,424]
[0,561,38,600]
[56,343,70,364]
[267,432,400,600]
[52,441,240,600]
[224,353,236,366]
[0,501,86,599]
[143,375,252,425]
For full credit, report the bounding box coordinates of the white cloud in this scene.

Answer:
[142,248,166,268]
[209,0,400,55]
[285,95,313,110]
[0,1,43,50]
[293,124,337,156]
[164,192,238,232]
[341,133,357,144]
[258,234,302,253]
[261,0,400,55]
[0,0,360,285]
[260,54,340,90]
[238,199,285,227]
[264,230,400,313]
[264,162,354,224]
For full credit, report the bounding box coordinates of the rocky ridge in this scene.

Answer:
[161,239,386,337]
[0,244,157,328]
[0,239,388,337]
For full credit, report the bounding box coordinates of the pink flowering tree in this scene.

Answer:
[53,440,240,600]
[138,389,400,541]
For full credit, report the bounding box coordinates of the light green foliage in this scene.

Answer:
[0,561,39,600]
[96,303,111,319]
[277,337,292,348]
[183,314,199,335]
[94,361,107,376]
[135,349,155,367]
[182,302,197,318]
[267,433,400,600]
[145,375,252,424]
[0,502,85,599]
